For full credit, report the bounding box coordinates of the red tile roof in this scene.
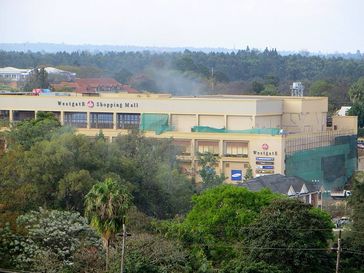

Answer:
[51,78,139,93]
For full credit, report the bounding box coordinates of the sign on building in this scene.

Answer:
[231,170,243,181]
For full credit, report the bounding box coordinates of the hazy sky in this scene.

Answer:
[0,0,363,52]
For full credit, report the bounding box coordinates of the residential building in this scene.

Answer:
[0,67,32,82]
[45,67,76,82]
[51,78,138,93]
[238,174,323,208]
[0,66,76,84]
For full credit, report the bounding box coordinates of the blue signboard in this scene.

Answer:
[262,165,274,169]
[231,170,243,181]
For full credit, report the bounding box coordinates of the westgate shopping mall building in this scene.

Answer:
[0,92,358,190]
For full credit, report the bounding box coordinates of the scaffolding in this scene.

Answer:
[285,131,357,190]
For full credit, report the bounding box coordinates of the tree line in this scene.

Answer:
[1,49,363,105]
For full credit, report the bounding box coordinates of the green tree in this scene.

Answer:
[349,172,364,239]
[244,165,253,181]
[260,84,279,96]
[112,132,193,218]
[309,80,338,113]
[197,152,226,189]
[347,102,364,127]
[0,223,14,268]
[243,199,334,273]
[252,81,265,93]
[114,68,132,84]
[56,65,103,78]
[6,111,61,150]
[348,77,364,103]
[309,80,333,97]
[108,233,189,273]
[155,164,194,216]
[8,208,99,272]
[177,185,281,243]
[339,171,364,273]
[57,169,96,212]
[221,259,283,273]
[23,67,50,91]
[84,178,133,271]
[158,185,282,267]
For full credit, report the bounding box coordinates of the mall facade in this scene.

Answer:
[0,92,357,189]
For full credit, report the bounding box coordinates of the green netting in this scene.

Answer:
[191,126,281,135]
[285,135,357,190]
[140,113,171,135]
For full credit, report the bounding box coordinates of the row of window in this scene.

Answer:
[175,140,249,157]
[64,112,140,129]
[2,110,249,158]
[0,74,27,78]
[0,110,140,129]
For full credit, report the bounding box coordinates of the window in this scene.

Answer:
[117,113,140,129]
[13,111,35,121]
[64,112,87,128]
[50,111,61,121]
[90,112,113,129]
[0,110,9,120]
[0,110,9,127]
[174,140,191,155]
[224,142,248,157]
[197,140,219,155]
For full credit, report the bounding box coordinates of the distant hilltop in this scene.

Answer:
[0,43,234,54]
[0,43,363,59]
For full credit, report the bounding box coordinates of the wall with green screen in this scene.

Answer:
[285,135,357,190]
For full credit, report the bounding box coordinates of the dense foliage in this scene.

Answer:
[242,199,334,273]
[0,113,194,225]
[348,77,364,127]
[23,67,50,91]
[85,178,132,270]
[1,114,363,272]
[180,185,281,242]
[197,152,226,189]
[1,49,364,84]
[157,185,283,270]
[339,171,364,273]
[0,208,100,272]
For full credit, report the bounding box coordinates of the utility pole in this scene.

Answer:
[120,223,126,273]
[120,217,131,273]
[336,230,342,273]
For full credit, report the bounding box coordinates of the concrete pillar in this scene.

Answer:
[9,110,13,123]
[87,112,90,129]
[113,113,117,130]
[191,139,196,160]
[219,140,224,173]
[60,111,64,125]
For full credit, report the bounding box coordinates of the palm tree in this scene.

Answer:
[84,178,132,271]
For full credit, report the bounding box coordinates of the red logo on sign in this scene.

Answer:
[87,100,94,108]
[262,143,269,150]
